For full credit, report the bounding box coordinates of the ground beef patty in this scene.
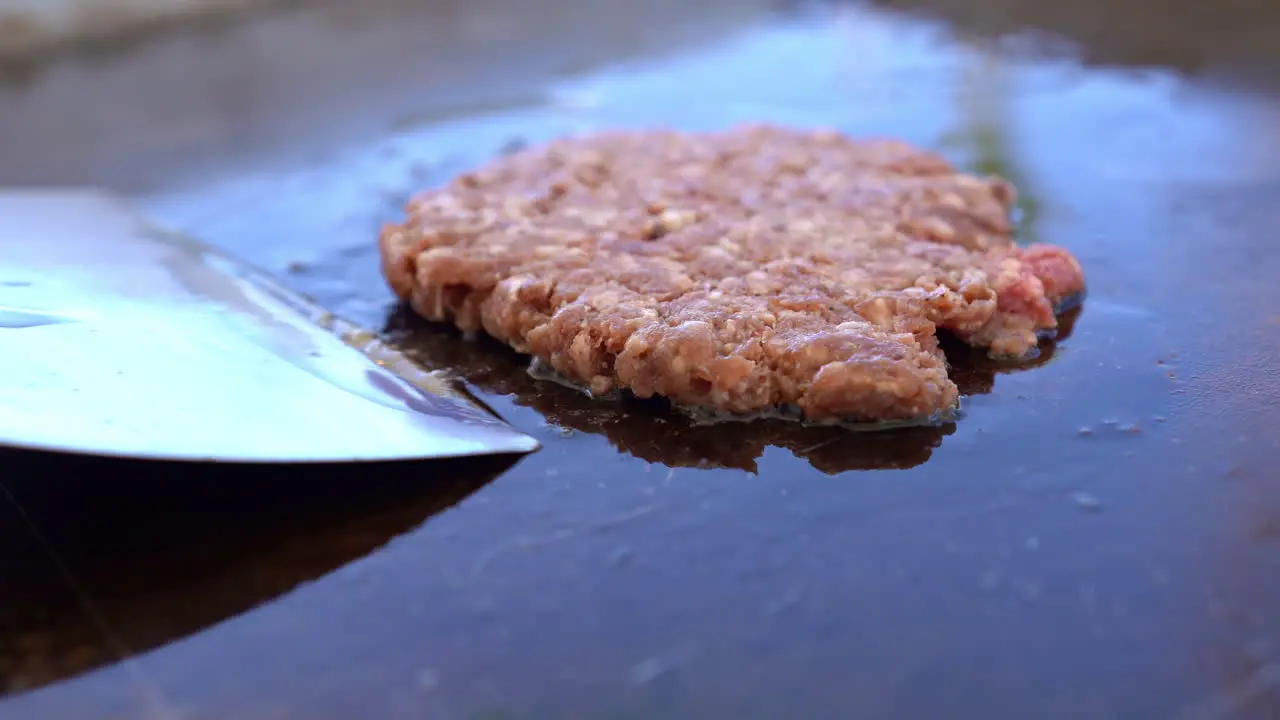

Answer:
[380,125,1085,422]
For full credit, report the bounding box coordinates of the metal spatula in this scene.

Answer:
[0,190,539,462]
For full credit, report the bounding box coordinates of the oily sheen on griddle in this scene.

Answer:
[380,125,1085,422]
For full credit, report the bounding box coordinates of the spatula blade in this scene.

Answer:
[0,190,540,463]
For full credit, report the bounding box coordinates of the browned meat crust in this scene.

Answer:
[379,125,1085,422]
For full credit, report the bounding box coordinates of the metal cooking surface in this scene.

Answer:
[1,0,1279,718]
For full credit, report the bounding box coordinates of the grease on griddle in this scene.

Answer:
[384,305,1079,475]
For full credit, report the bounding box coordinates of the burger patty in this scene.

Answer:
[380,125,1085,422]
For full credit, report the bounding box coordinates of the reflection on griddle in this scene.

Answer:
[0,453,515,698]
[384,306,1081,475]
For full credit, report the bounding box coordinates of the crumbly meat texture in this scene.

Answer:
[380,126,1085,422]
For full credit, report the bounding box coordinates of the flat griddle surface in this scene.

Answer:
[2,0,1279,718]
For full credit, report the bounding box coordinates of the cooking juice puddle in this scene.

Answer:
[382,299,1146,476]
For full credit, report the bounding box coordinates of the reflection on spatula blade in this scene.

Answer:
[0,190,540,462]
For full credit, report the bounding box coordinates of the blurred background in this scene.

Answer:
[4,0,1280,195]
